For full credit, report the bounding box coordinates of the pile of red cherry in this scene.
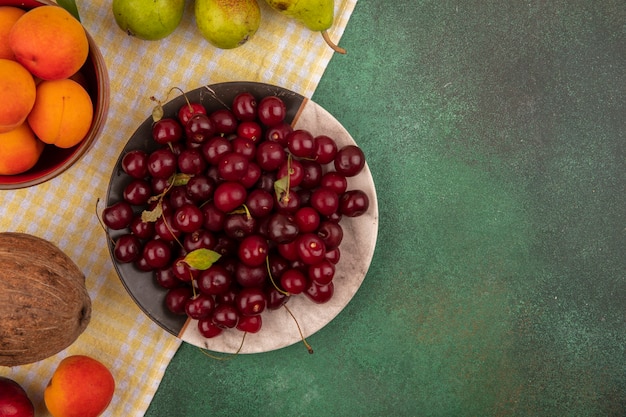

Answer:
[103,91,369,340]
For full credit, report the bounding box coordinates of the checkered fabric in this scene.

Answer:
[0,0,357,415]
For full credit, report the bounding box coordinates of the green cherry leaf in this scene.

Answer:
[57,0,81,21]
[171,173,192,186]
[183,248,221,270]
[274,175,289,202]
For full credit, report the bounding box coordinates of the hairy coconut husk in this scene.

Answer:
[0,233,91,367]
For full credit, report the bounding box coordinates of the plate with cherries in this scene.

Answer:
[104,82,378,354]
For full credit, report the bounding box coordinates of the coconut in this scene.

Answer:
[0,233,91,367]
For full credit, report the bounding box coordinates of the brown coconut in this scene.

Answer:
[0,232,91,367]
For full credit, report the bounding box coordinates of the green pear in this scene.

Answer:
[195,0,261,49]
[112,0,185,41]
[265,0,345,53]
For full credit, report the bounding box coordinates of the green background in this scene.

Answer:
[146,1,625,416]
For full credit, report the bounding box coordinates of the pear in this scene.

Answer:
[112,0,185,41]
[195,0,261,49]
[265,0,346,54]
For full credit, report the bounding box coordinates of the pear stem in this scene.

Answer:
[321,31,346,54]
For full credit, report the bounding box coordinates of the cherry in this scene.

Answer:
[173,203,204,234]
[316,220,343,249]
[121,150,148,178]
[339,190,370,217]
[300,160,323,189]
[223,213,256,239]
[198,264,232,295]
[325,247,341,264]
[287,129,316,158]
[257,96,286,126]
[152,118,183,144]
[334,145,365,177]
[211,304,239,328]
[142,239,172,269]
[237,234,269,267]
[235,287,267,316]
[256,140,286,171]
[280,268,308,294]
[202,136,232,165]
[172,257,200,282]
[183,229,216,252]
[198,318,223,338]
[320,171,347,194]
[165,286,194,315]
[296,233,326,265]
[178,148,206,175]
[277,240,299,261]
[148,148,177,179]
[130,215,155,239]
[246,189,274,218]
[178,102,206,125]
[155,268,181,289]
[186,174,215,202]
[154,213,182,241]
[277,158,304,188]
[113,234,141,263]
[294,206,320,233]
[218,152,249,181]
[232,137,257,160]
[232,92,257,121]
[267,212,299,243]
[314,135,338,164]
[304,280,334,304]
[237,121,263,142]
[123,178,152,205]
[213,181,247,213]
[185,293,216,319]
[185,113,215,144]
[103,201,133,230]
[310,187,339,217]
[169,186,194,209]
[264,122,292,146]
[201,202,226,232]
[236,314,262,333]
[266,286,289,310]
[210,109,238,134]
[235,262,267,287]
[239,161,262,188]
[308,259,335,285]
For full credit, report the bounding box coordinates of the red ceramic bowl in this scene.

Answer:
[0,0,109,190]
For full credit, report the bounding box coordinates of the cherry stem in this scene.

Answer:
[198,331,247,360]
[321,31,347,54]
[283,304,314,354]
[266,256,290,296]
[94,198,116,247]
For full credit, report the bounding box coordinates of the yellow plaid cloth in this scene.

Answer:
[0,0,356,415]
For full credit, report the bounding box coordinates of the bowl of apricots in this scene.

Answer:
[0,0,109,189]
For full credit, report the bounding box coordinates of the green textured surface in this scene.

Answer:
[146,1,625,416]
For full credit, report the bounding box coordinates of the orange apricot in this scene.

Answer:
[9,5,89,80]
[0,58,36,133]
[0,6,25,60]
[0,121,44,175]
[28,78,94,148]
[44,355,115,417]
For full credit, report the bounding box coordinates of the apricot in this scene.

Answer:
[0,6,25,60]
[27,78,94,148]
[0,58,36,133]
[9,5,89,80]
[0,121,44,175]
[44,355,115,417]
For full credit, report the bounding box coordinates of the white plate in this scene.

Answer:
[106,82,378,353]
